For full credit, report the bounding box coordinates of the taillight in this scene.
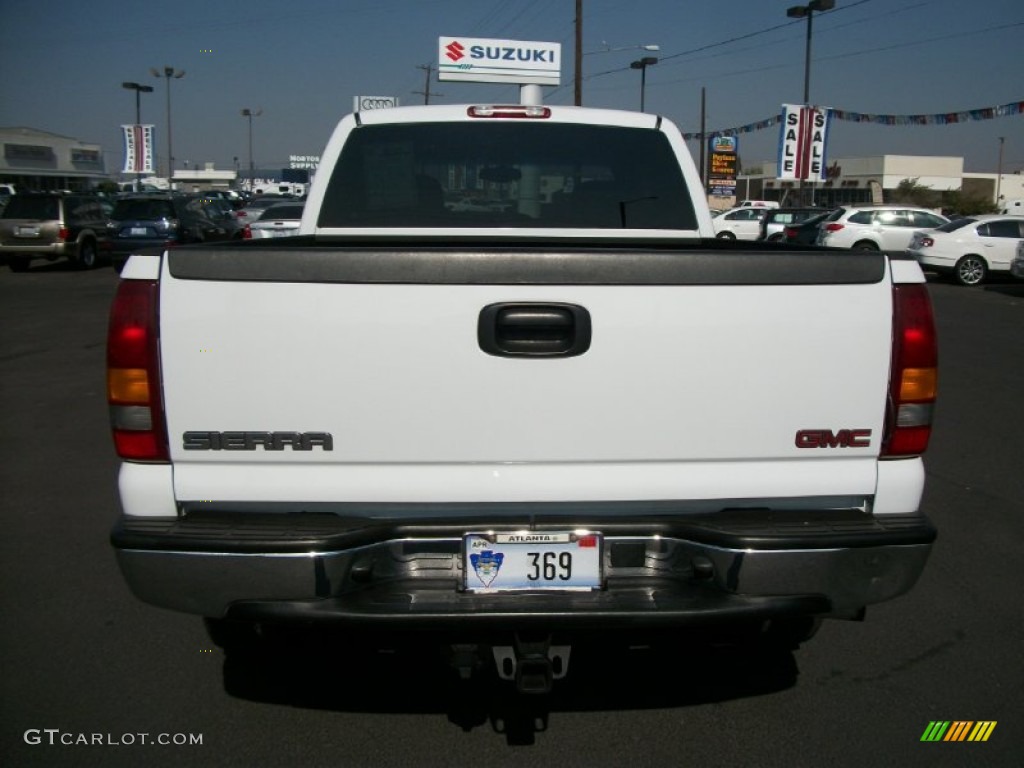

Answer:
[918,236,934,248]
[243,224,252,239]
[467,105,551,119]
[825,223,845,233]
[107,279,169,461]
[58,226,70,241]
[784,226,798,238]
[882,284,938,457]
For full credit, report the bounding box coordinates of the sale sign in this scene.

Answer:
[777,105,830,182]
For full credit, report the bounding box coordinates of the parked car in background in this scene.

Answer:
[758,207,827,242]
[712,206,767,240]
[0,192,112,271]
[908,215,1024,286]
[782,211,833,246]
[1011,240,1024,280]
[738,199,780,209]
[817,205,949,251]
[196,189,246,210]
[103,194,244,271]
[234,195,295,226]
[191,195,246,239]
[244,202,305,239]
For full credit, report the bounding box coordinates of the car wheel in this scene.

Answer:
[9,255,30,272]
[716,231,735,240]
[75,239,98,270]
[954,254,987,286]
[852,240,879,251]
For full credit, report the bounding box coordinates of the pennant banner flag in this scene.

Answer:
[682,100,1023,140]
[122,124,155,175]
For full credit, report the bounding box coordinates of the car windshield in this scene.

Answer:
[112,199,176,220]
[257,204,304,221]
[1,196,59,219]
[319,121,698,230]
[935,218,976,233]
[247,198,288,209]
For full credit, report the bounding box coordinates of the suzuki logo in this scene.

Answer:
[445,41,465,62]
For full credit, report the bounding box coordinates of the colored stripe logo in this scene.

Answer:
[920,721,997,742]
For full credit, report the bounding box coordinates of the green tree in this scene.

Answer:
[890,178,938,207]
[939,190,998,216]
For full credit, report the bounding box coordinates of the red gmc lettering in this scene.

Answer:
[795,429,872,448]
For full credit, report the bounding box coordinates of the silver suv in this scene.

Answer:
[0,193,112,271]
[817,205,948,251]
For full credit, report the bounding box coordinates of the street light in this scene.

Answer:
[630,56,658,113]
[584,42,660,56]
[121,81,154,189]
[150,66,185,180]
[241,108,262,193]
[786,0,833,205]
[786,0,834,105]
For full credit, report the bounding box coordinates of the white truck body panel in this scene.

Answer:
[158,259,893,506]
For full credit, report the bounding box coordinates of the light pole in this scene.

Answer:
[786,0,834,106]
[630,56,658,113]
[996,136,1005,207]
[121,81,153,189]
[241,108,262,193]
[575,38,658,106]
[786,0,834,205]
[150,66,185,180]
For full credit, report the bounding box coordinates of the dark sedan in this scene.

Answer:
[781,211,833,246]
[103,194,244,271]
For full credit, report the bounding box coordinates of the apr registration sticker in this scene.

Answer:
[463,532,602,592]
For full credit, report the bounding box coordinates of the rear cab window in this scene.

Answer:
[319,122,697,230]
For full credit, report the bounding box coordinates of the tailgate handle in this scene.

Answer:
[478,303,592,358]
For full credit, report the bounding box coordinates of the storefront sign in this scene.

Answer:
[438,37,561,85]
[289,155,320,170]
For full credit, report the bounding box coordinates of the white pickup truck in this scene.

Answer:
[108,104,937,693]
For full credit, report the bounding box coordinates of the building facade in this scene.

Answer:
[726,154,1022,211]
[0,127,107,191]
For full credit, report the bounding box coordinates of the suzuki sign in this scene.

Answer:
[438,37,561,85]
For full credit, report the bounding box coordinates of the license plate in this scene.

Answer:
[16,226,40,237]
[463,531,602,592]
[129,227,148,236]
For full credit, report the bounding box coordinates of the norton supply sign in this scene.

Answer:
[439,37,561,85]
[778,104,832,182]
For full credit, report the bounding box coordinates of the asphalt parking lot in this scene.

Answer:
[1,260,1022,767]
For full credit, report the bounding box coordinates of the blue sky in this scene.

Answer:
[0,0,1021,176]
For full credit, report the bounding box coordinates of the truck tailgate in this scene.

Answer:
[159,244,892,506]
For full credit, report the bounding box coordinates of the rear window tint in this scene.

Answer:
[112,200,177,220]
[2,196,59,219]
[319,121,697,230]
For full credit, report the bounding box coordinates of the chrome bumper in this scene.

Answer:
[112,510,935,624]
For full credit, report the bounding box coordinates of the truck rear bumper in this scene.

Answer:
[111,508,935,625]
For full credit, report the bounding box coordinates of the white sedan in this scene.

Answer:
[711,206,767,240]
[244,203,305,239]
[908,215,1024,286]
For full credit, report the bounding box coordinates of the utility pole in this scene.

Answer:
[699,87,707,189]
[414,64,441,105]
[574,0,583,106]
[996,136,1005,206]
